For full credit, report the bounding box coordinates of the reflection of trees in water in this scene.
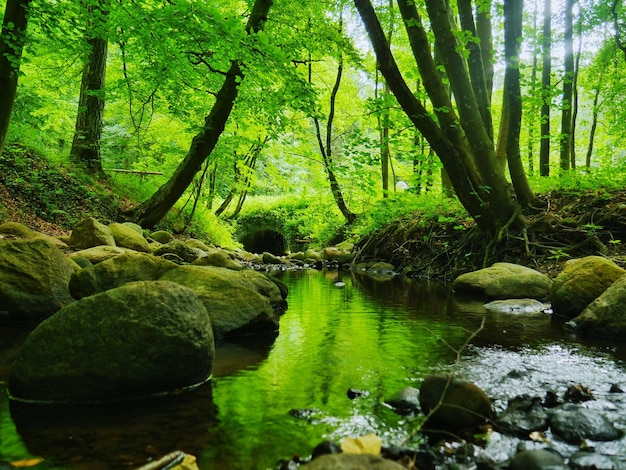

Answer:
[10,382,215,468]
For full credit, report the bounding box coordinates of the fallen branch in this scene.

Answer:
[105,168,163,176]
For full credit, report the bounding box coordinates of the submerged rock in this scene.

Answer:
[418,374,492,431]
[453,262,552,300]
[9,280,214,403]
[384,387,420,416]
[303,453,405,469]
[509,449,566,470]
[551,256,625,320]
[548,404,622,443]
[0,238,75,320]
[495,395,549,436]
[483,298,551,314]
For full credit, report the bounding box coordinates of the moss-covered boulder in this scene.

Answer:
[192,248,243,270]
[68,245,126,264]
[69,217,115,249]
[0,222,68,248]
[452,262,552,300]
[153,240,203,263]
[160,265,285,338]
[0,238,74,320]
[551,256,625,319]
[150,230,174,244]
[419,374,492,431]
[565,274,626,340]
[109,222,150,252]
[69,252,179,299]
[9,280,214,403]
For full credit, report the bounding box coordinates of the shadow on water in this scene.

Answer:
[3,269,626,469]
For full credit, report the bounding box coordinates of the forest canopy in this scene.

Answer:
[2,0,626,252]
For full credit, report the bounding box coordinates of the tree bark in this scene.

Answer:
[559,0,574,172]
[475,0,494,101]
[70,1,108,174]
[457,0,493,141]
[503,0,537,208]
[0,0,31,155]
[357,0,523,234]
[539,0,551,176]
[132,0,273,228]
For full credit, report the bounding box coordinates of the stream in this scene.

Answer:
[2,268,626,469]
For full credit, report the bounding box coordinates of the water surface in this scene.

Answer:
[2,269,626,469]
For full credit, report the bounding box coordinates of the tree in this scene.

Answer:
[0,0,30,155]
[539,0,551,176]
[70,0,108,174]
[358,0,523,238]
[560,0,575,171]
[503,0,537,208]
[130,0,273,228]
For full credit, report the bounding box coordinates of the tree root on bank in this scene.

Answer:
[353,189,626,281]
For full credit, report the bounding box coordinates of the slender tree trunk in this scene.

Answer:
[504,0,537,208]
[585,63,605,168]
[527,0,539,175]
[132,0,273,227]
[0,0,31,155]
[458,0,493,141]
[570,10,582,169]
[611,0,626,62]
[70,1,108,174]
[560,0,574,172]
[539,0,551,176]
[495,96,509,172]
[312,52,356,224]
[357,0,523,234]
[476,0,494,101]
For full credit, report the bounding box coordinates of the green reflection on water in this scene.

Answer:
[200,270,473,469]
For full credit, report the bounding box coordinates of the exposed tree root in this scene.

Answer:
[354,189,626,281]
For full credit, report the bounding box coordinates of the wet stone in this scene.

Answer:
[569,451,617,470]
[495,395,549,437]
[384,386,420,416]
[549,404,622,443]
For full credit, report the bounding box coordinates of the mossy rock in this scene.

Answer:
[109,222,150,252]
[551,256,625,319]
[69,217,115,249]
[9,280,214,403]
[0,238,75,320]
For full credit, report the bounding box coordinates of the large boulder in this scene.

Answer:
[0,221,68,248]
[153,240,203,263]
[565,274,626,340]
[0,238,75,320]
[452,262,552,300]
[9,280,214,403]
[418,374,492,431]
[160,265,285,338]
[551,256,625,319]
[69,217,116,249]
[69,252,179,299]
[109,222,150,252]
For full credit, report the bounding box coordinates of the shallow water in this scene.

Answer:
[2,269,626,469]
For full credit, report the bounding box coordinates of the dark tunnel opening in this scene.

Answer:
[240,230,287,255]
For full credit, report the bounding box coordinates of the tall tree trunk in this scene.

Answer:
[70,1,108,174]
[357,0,523,235]
[559,0,574,172]
[585,61,605,168]
[526,0,539,175]
[312,52,357,224]
[539,0,551,176]
[504,0,537,208]
[570,10,582,169]
[458,0,493,141]
[131,0,273,228]
[476,0,494,101]
[611,0,626,62]
[0,0,31,155]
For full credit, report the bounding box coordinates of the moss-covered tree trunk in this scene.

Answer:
[131,0,273,228]
[0,0,30,155]
[70,1,108,175]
